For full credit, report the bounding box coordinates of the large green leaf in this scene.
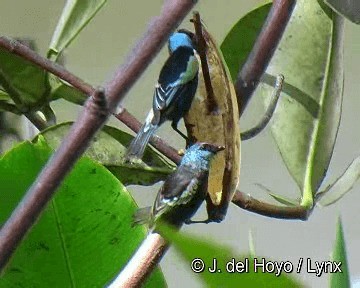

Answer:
[330,217,350,288]
[222,1,344,208]
[0,139,165,287]
[221,3,271,82]
[325,0,360,24]
[48,0,108,60]
[0,40,49,109]
[36,122,174,185]
[159,225,303,288]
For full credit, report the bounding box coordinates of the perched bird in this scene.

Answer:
[133,142,224,229]
[125,30,199,161]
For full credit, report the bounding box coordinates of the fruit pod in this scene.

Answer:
[184,23,241,221]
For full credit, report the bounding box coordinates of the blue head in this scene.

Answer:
[168,31,194,53]
[181,143,225,170]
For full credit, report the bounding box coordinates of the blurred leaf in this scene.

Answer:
[48,0,108,60]
[317,156,360,206]
[268,193,298,207]
[159,225,303,288]
[0,101,21,114]
[49,75,87,105]
[0,138,165,287]
[248,230,256,258]
[0,89,10,101]
[256,183,299,206]
[185,21,240,220]
[325,0,360,24]
[36,122,174,185]
[0,39,49,109]
[221,3,271,81]
[330,217,350,288]
[223,1,344,208]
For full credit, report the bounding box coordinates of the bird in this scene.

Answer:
[133,142,225,229]
[125,30,199,161]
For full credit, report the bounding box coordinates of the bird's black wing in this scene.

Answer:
[152,165,206,220]
[152,47,196,123]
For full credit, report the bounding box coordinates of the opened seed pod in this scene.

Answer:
[184,21,241,221]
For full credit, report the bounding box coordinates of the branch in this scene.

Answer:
[0,0,195,271]
[231,190,311,220]
[235,0,295,115]
[0,36,93,95]
[108,233,168,288]
[0,37,181,164]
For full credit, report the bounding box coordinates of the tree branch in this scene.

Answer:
[0,0,196,271]
[235,0,295,115]
[108,233,168,288]
[232,190,311,220]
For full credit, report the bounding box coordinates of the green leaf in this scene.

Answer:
[256,183,299,206]
[36,122,174,185]
[0,39,49,109]
[325,0,360,24]
[220,3,272,81]
[316,156,360,206]
[48,0,108,60]
[0,89,10,101]
[0,101,21,114]
[223,1,344,208]
[248,230,256,258]
[159,225,303,288]
[0,139,166,287]
[330,217,350,288]
[49,76,87,105]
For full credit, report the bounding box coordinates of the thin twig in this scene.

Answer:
[240,74,284,140]
[0,37,181,164]
[235,0,295,116]
[0,0,196,271]
[0,36,93,95]
[108,233,168,288]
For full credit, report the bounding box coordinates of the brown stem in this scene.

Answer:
[0,0,196,271]
[231,190,311,220]
[0,36,93,95]
[235,0,295,116]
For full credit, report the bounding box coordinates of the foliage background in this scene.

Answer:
[1,0,359,286]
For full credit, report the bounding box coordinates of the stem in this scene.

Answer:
[0,0,196,271]
[235,0,295,115]
[108,233,168,288]
[232,190,311,220]
[240,74,284,140]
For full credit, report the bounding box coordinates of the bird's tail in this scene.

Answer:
[132,207,152,227]
[125,120,158,161]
